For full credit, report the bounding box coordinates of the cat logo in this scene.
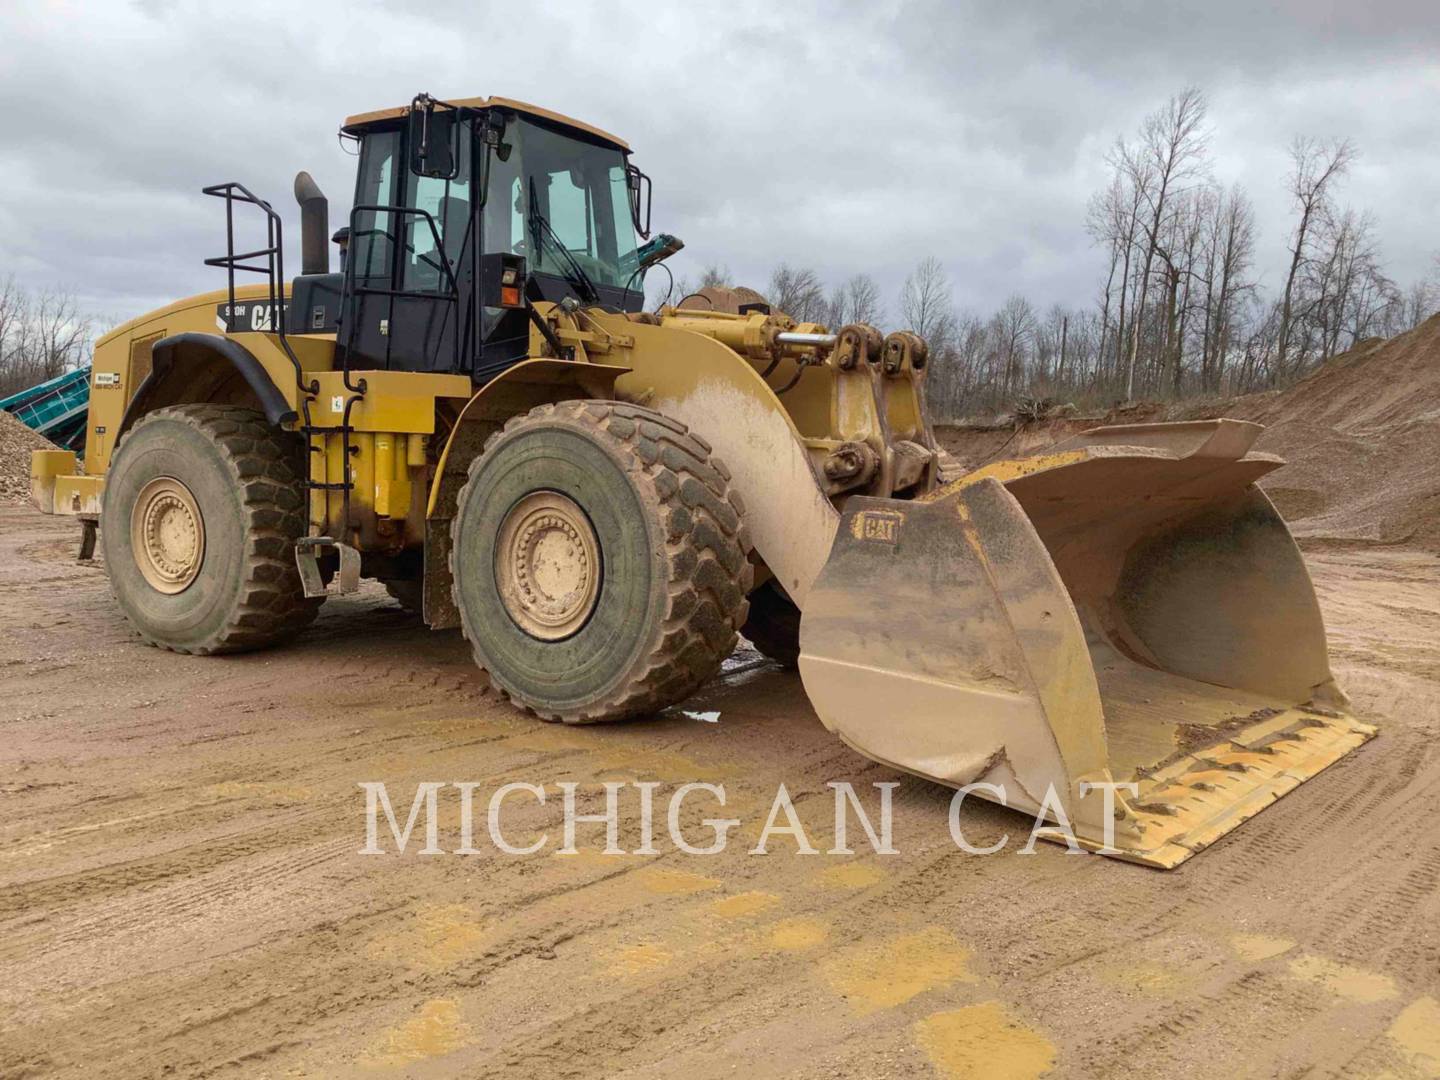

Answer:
[215,300,287,332]
[850,509,903,545]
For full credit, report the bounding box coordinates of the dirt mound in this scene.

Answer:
[937,402,1167,467]
[0,410,58,504]
[1180,316,1440,550]
[939,315,1440,550]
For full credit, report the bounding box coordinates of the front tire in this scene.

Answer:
[100,404,321,654]
[450,401,752,722]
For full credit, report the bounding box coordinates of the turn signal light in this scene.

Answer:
[481,252,526,308]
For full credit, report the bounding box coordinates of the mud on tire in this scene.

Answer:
[101,404,321,654]
[450,400,753,722]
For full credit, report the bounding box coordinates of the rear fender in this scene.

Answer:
[120,332,297,440]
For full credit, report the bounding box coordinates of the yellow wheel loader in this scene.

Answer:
[31,93,1373,867]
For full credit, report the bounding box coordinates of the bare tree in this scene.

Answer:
[898,257,966,417]
[0,278,93,399]
[1199,184,1256,392]
[1408,282,1437,328]
[1033,304,1071,385]
[1276,136,1356,381]
[1120,87,1210,400]
[827,273,884,327]
[648,98,1410,418]
[1087,173,1136,391]
[898,257,955,340]
[0,276,29,387]
[698,264,731,289]
[768,263,828,322]
[949,312,990,413]
[1149,187,1207,395]
[991,295,1036,399]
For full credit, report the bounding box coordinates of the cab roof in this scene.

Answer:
[340,95,630,152]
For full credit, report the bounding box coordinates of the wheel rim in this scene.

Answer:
[130,476,205,594]
[494,491,601,641]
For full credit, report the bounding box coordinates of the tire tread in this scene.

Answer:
[111,404,320,654]
[451,400,753,723]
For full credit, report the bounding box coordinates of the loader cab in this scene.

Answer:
[337,97,647,381]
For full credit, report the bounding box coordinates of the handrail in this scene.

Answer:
[203,181,328,531]
[201,181,313,401]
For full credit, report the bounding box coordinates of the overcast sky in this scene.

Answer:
[2,1,1436,330]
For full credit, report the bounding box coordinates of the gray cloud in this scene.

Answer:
[1,0,1435,330]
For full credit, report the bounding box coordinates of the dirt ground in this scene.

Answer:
[2,504,1438,1079]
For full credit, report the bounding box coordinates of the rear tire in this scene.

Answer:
[450,401,752,722]
[100,404,321,654]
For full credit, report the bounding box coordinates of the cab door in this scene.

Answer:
[343,124,475,373]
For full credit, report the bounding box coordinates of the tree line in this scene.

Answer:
[659,88,1437,421]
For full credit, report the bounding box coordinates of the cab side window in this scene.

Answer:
[401,126,472,293]
[351,131,399,286]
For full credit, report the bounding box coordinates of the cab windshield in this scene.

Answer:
[484,118,639,292]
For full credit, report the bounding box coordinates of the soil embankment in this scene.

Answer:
[940,313,1440,551]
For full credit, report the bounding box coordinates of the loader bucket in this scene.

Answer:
[798,420,1375,868]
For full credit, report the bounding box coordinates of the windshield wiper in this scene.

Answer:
[527,180,600,304]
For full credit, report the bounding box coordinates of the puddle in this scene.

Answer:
[506,728,597,754]
[769,917,828,951]
[710,891,780,919]
[592,748,731,784]
[636,866,722,895]
[363,999,470,1066]
[916,1001,1056,1080]
[367,904,487,971]
[1288,954,1399,1003]
[824,927,975,1013]
[1387,996,1440,1073]
[609,942,673,975]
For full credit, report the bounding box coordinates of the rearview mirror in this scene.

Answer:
[408,96,458,179]
[475,111,510,209]
[626,163,652,240]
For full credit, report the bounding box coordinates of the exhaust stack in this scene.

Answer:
[294,171,329,275]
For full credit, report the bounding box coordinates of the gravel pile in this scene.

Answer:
[0,409,59,504]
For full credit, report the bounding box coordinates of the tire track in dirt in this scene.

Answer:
[4,510,1440,1077]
